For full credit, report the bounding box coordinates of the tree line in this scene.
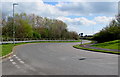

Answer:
[92,14,120,43]
[2,13,79,40]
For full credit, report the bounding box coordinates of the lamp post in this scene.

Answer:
[13,3,18,44]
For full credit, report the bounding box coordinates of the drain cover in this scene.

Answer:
[79,57,86,60]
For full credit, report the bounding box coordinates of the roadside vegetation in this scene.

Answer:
[2,13,79,41]
[2,44,14,56]
[73,14,120,54]
[92,40,119,50]
[92,14,120,43]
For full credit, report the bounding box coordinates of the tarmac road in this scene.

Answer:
[2,40,118,75]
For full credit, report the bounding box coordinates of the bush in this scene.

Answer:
[33,31,41,39]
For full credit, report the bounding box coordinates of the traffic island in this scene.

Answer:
[73,41,120,55]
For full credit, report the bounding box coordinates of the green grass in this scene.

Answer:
[92,40,120,50]
[73,40,120,54]
[1,40,81,57]
[2,44,14,56]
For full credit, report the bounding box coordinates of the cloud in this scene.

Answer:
[57,16,114,34]
[56,2,117,16]
[93,16,114,24]
[2,2,117,19]
[2,2,69,19]
[57,16,96,26]
[57,16,96,34]
[56,2,91,16]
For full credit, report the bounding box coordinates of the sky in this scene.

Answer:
[1,0,119,35]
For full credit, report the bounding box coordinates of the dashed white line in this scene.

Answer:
[14,56,22,61]
[15,56,18,59]
[15,65,20,69]
[25,64,36,71]
[12,62,16,65]
[10,55,26,70]
[8,57,11,59]
[17,58,21,61]
[14,56,25,64]
[13,55,16,57]
[10,59,13,62]
[20,61,25,64]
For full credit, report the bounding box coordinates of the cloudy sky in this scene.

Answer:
[1,0,118,35]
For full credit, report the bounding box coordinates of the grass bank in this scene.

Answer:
[91,40,120,50]
[1,40,81,57]
[73,40,120,54]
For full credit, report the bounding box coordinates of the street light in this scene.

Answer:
[13,3,18,44]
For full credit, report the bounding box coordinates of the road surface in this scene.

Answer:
[2,40,118,75]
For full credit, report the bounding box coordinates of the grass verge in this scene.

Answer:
[2,44,14,56]
[1,40,81,57]
[91,40,120,50]
[73,41,120,55]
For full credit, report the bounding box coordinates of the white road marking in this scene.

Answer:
[15,65,20,69]
[15,56,18,59]
[8,57,11,59]
[14,56,21,60]
[20,61,24,64]
[17,58,21,61]
[12,62,16,65]
[10,59,13,62]
[13,55,16,56]
[10,55,27,71]
[14,55,25,64]
[24,64,36,71]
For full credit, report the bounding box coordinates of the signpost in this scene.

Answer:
[79,33,83,45]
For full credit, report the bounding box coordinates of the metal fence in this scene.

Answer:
[2,38,76,42]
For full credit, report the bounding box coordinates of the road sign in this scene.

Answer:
[79,33,83,45]
[80,33,83,36]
